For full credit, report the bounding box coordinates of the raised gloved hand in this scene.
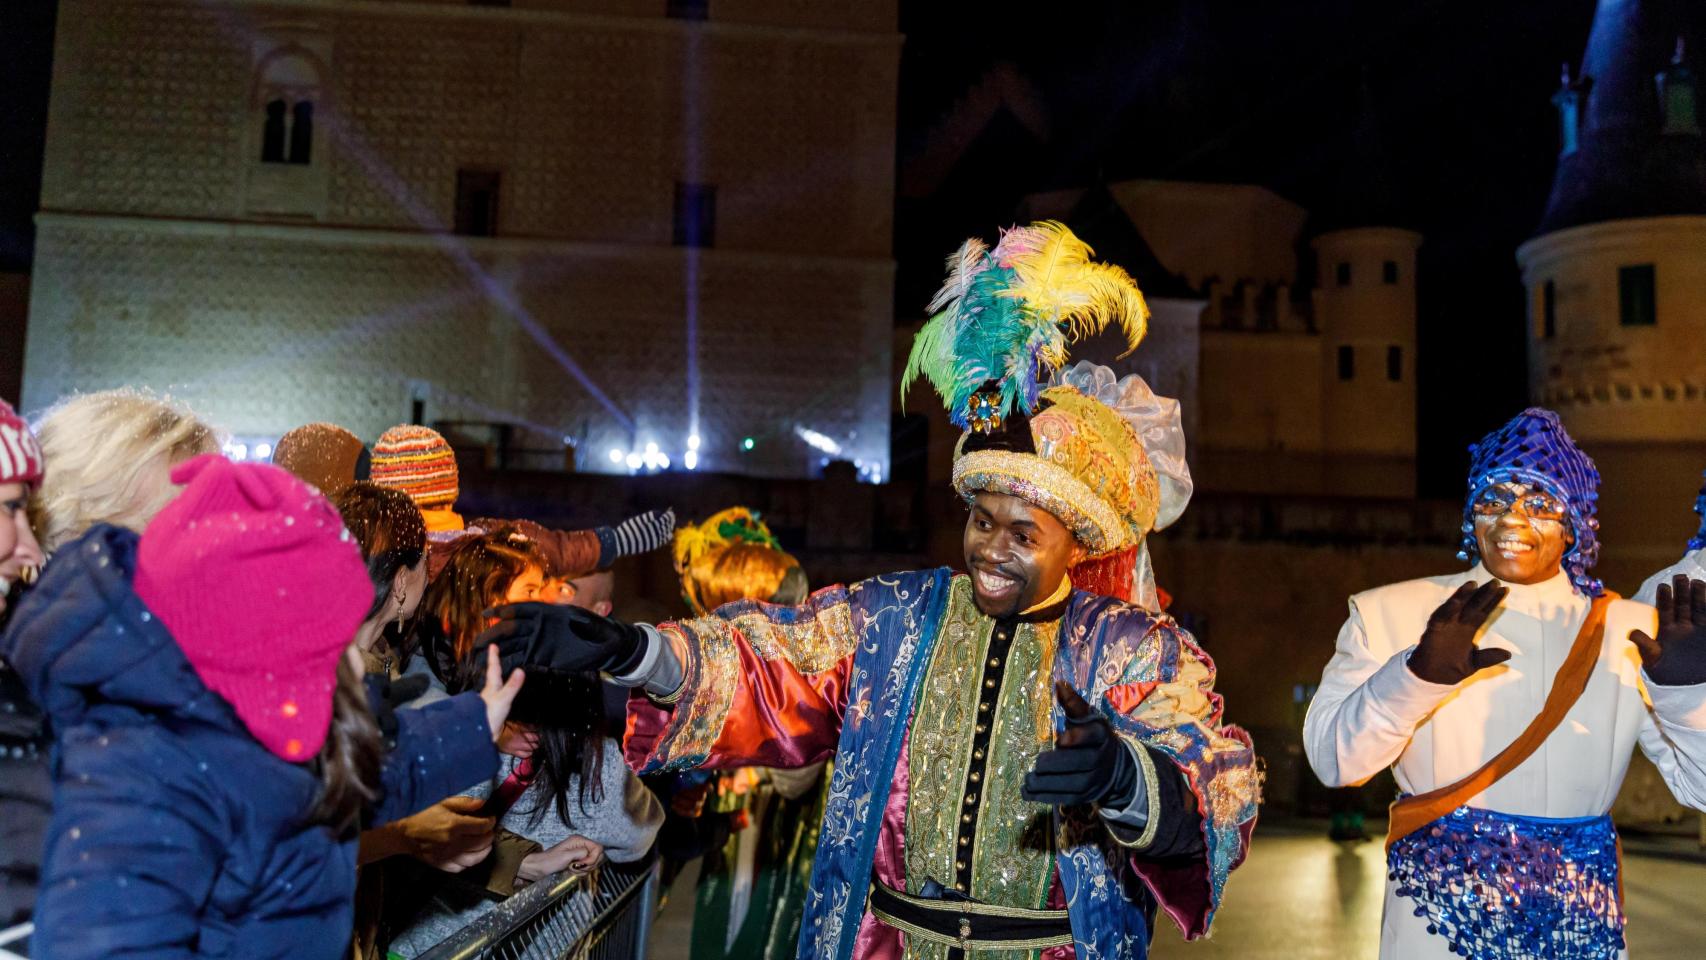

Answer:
[1632,575,1706,687]
[366,672,432,750]
[1021,682,1138,810]
[1408,580,1511,685]
[596,508,676,567]
[478,602,651,678]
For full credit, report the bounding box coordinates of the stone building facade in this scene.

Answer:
[1023,179,1422,499]
[23,0,901,478]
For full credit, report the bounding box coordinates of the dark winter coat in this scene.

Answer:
[0,525,498,960]
[0,657,51,932]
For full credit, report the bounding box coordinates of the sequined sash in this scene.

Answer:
[1388,806,1624,960]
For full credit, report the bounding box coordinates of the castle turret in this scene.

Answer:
[1518,0,1706,444]
[1311,74,1421,481]
[1517,0,1706,587]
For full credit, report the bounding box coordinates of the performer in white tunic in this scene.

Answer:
[1635,471,1706,606]
[1304,408,1706,960]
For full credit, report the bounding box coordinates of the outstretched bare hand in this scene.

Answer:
[1631,575,1706,687]
[1408,580,1511,685]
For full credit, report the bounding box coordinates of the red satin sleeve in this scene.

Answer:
[624,588,860,774]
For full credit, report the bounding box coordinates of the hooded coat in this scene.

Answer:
[0,525,497,959]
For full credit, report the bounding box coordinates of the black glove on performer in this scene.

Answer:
[478,602,651,678]
[1632,575,1706,687]
[1021,682,1138,810]
[1407,580,1511,685]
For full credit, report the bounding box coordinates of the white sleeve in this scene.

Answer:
[1303,597,1456,787]
[1636,551,1706,606]
[1637,675,1706,812]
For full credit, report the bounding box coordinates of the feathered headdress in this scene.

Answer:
[672,507,802,616]
[902,221,1149,430]
[672,507,783,577]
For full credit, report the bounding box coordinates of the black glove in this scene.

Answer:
[365,672,431,750]
[478,602,650,678]
[1021,682,1138,809]
[1408,580,1511,685]
[1632,575,1706,686]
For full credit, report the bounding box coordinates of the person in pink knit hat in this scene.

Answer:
[2,454,525,960]
[0,398,45,622]
[0,397,48,936]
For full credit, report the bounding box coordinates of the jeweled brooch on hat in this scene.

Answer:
[967,389,1005,434]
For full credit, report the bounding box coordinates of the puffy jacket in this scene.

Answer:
[0,525,497,960]
[0,657,50,931]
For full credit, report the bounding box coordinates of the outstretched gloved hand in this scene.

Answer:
[1021,682,1138,810]
[1407,580,1511,685]
[1631,575,1706,687]
[478,602,651,678]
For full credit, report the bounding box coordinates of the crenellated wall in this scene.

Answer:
[1518,216,1706,444]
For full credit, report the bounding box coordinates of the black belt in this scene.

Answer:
[867,882,1073,951]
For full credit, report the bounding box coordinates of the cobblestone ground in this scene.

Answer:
[651,820,1706,958]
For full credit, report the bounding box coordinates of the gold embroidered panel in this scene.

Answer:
[901,577,1057,960]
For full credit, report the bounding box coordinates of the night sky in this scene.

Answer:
[896,0,1602,497]
[0,0,1606,497]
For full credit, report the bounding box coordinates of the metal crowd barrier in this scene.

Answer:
[414,855,659,960]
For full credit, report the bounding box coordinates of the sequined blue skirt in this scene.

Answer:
[1387,805,1624,960]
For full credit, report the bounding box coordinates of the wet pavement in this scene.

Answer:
[651,819,1706,958]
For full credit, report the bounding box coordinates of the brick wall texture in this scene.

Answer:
[25,0,900,476]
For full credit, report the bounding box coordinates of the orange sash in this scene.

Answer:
[1385,592,1617,852]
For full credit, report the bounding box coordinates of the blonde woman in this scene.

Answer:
[29,389,219,552]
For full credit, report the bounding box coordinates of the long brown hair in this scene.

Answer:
[421,531,543,668]
[419,529,605,828]
[333,482,427,622]
[308,654,383,835]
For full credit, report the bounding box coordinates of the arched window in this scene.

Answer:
[261,99,287,163]
[254,48,323,167]
[289,101,314,164]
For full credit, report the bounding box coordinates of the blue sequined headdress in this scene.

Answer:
[1687,472,1706,554]
[1458,407,1602,597]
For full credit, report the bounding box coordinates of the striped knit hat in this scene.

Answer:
[370,425,459,509]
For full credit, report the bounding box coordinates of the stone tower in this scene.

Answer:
[1311,76,1421,492]
[1516,0,1706,583]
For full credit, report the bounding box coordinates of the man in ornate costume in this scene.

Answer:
[1305,408,1706,960]
[487,223,1258,959]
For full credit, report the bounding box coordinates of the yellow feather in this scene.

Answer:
[999,221,1149,358]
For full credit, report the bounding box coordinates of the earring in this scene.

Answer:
[394,588,407,630]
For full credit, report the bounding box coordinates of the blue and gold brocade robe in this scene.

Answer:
[625,568,1258,960]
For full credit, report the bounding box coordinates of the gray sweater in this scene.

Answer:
[388,738,663,957]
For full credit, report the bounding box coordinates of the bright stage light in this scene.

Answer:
[685,450,699,470]
[741,437,756,452]
[625,452,643,470]
[688,434,701,451]
[795,426,842,456]
[608,447,626,464]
